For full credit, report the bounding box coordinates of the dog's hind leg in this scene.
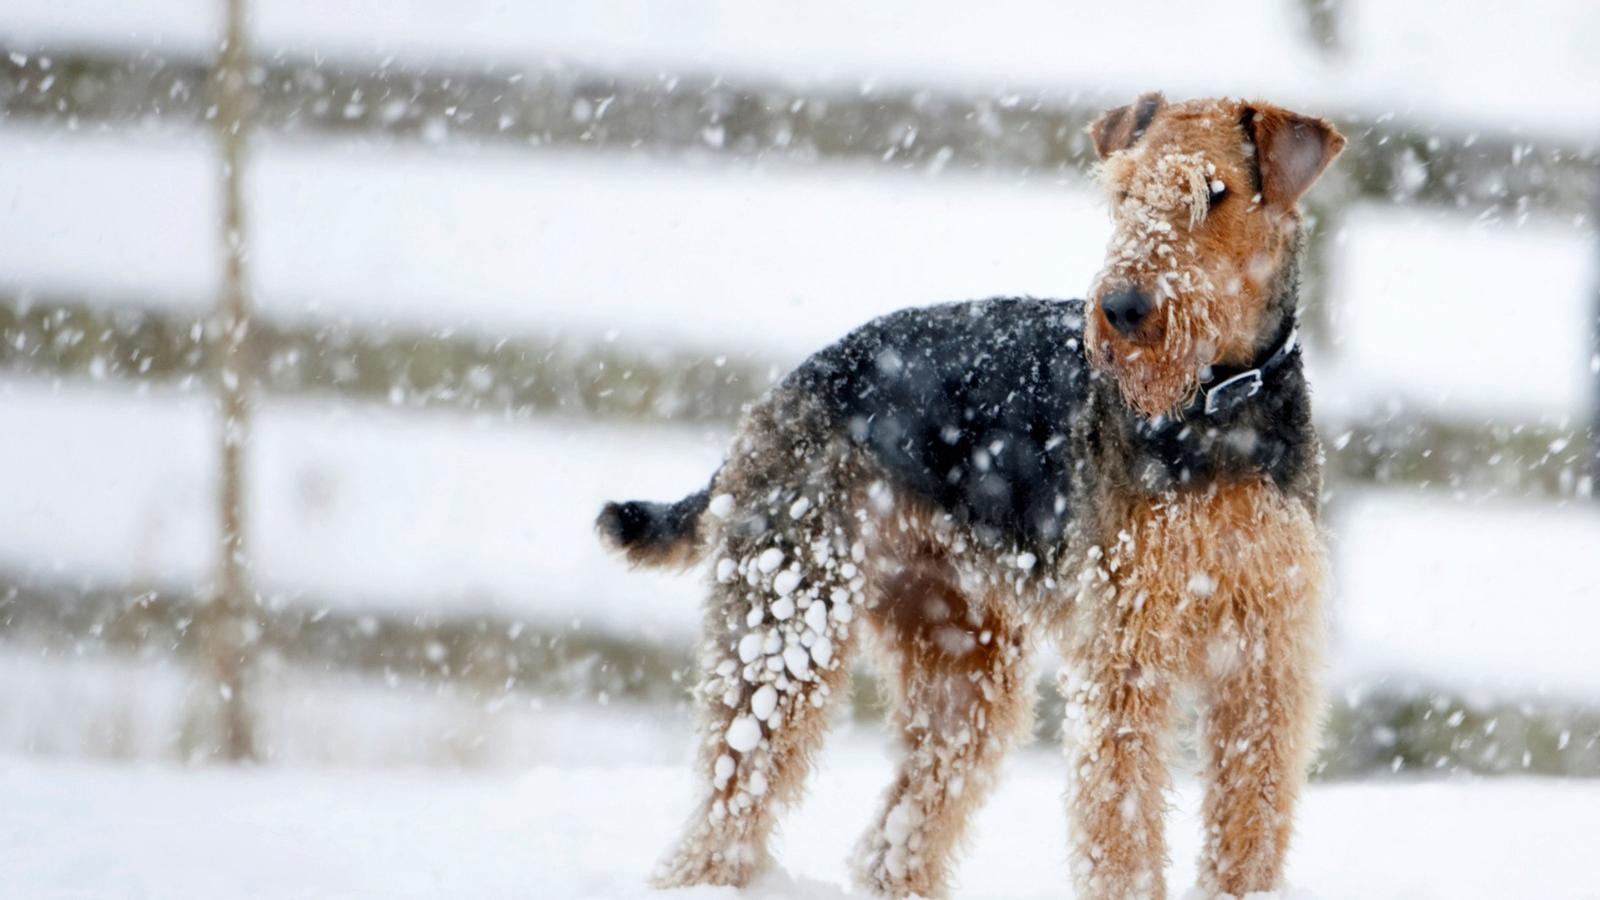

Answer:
[852,555,1036,899]
[653,410,866,888]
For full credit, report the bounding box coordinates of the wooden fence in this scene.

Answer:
[1,28,1598,772]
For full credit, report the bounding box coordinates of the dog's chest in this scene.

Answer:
[1096,363,1316,505]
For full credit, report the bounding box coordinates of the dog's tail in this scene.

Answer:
[595,483,714,570]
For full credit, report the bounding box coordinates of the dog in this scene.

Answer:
[598,92,1344,899]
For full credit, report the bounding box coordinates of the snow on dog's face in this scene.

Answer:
[1084,94,1344,419]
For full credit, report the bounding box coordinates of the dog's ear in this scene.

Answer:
[1089,92,1166,159]
[1243,102,1346,208]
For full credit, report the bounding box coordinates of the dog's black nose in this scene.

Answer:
[1100,286,1153,337]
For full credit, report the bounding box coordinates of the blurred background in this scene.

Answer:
[1,0,1599,896]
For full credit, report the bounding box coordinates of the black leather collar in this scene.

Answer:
[1189,316,1301,418]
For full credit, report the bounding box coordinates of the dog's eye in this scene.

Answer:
[1206,181,1228,212]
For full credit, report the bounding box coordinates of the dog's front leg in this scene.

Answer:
[1193,505,1325,899]
[1059,566,1180,900]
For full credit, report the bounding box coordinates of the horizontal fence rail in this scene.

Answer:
[1,568,1597,778]
[1,289,1591,501]
[2,44,1596,217]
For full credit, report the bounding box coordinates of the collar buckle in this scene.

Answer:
[1202,369,1264,416]
[1196,325,1297,418]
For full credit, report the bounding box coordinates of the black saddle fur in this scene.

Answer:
[789,297,1316,557]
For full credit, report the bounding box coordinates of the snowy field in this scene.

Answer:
[3,650,1597,897]
[4,746,1598,899]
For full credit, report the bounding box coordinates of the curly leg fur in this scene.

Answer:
[1061,480,1324,900]
[1192,500,1323,899]
[654,392,866,889]
[853,558,1036,899]
[1060,563,1181,900]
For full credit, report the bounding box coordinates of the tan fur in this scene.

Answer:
[1060,479,1324,899]
[850,500,1042,898]
[652,392,865,889]
[1086,98,1342,418]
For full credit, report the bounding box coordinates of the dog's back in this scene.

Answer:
[790,297,1092,551]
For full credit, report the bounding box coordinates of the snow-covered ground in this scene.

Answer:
[3,746,1596,899]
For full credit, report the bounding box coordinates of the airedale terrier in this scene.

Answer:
[598,93,1345,899]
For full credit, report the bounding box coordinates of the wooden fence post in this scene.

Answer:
[1300,199,1341,356]
[200,0,258,762]
[1296,0,1343,58]
[1592,162,1600,494]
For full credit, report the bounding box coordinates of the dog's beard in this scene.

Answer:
[1087,301,1217,420]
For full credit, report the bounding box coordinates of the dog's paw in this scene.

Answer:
[650,839,767,891]
[850,836,939,899]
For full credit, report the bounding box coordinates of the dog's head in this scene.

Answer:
[1084,94,1344,419]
